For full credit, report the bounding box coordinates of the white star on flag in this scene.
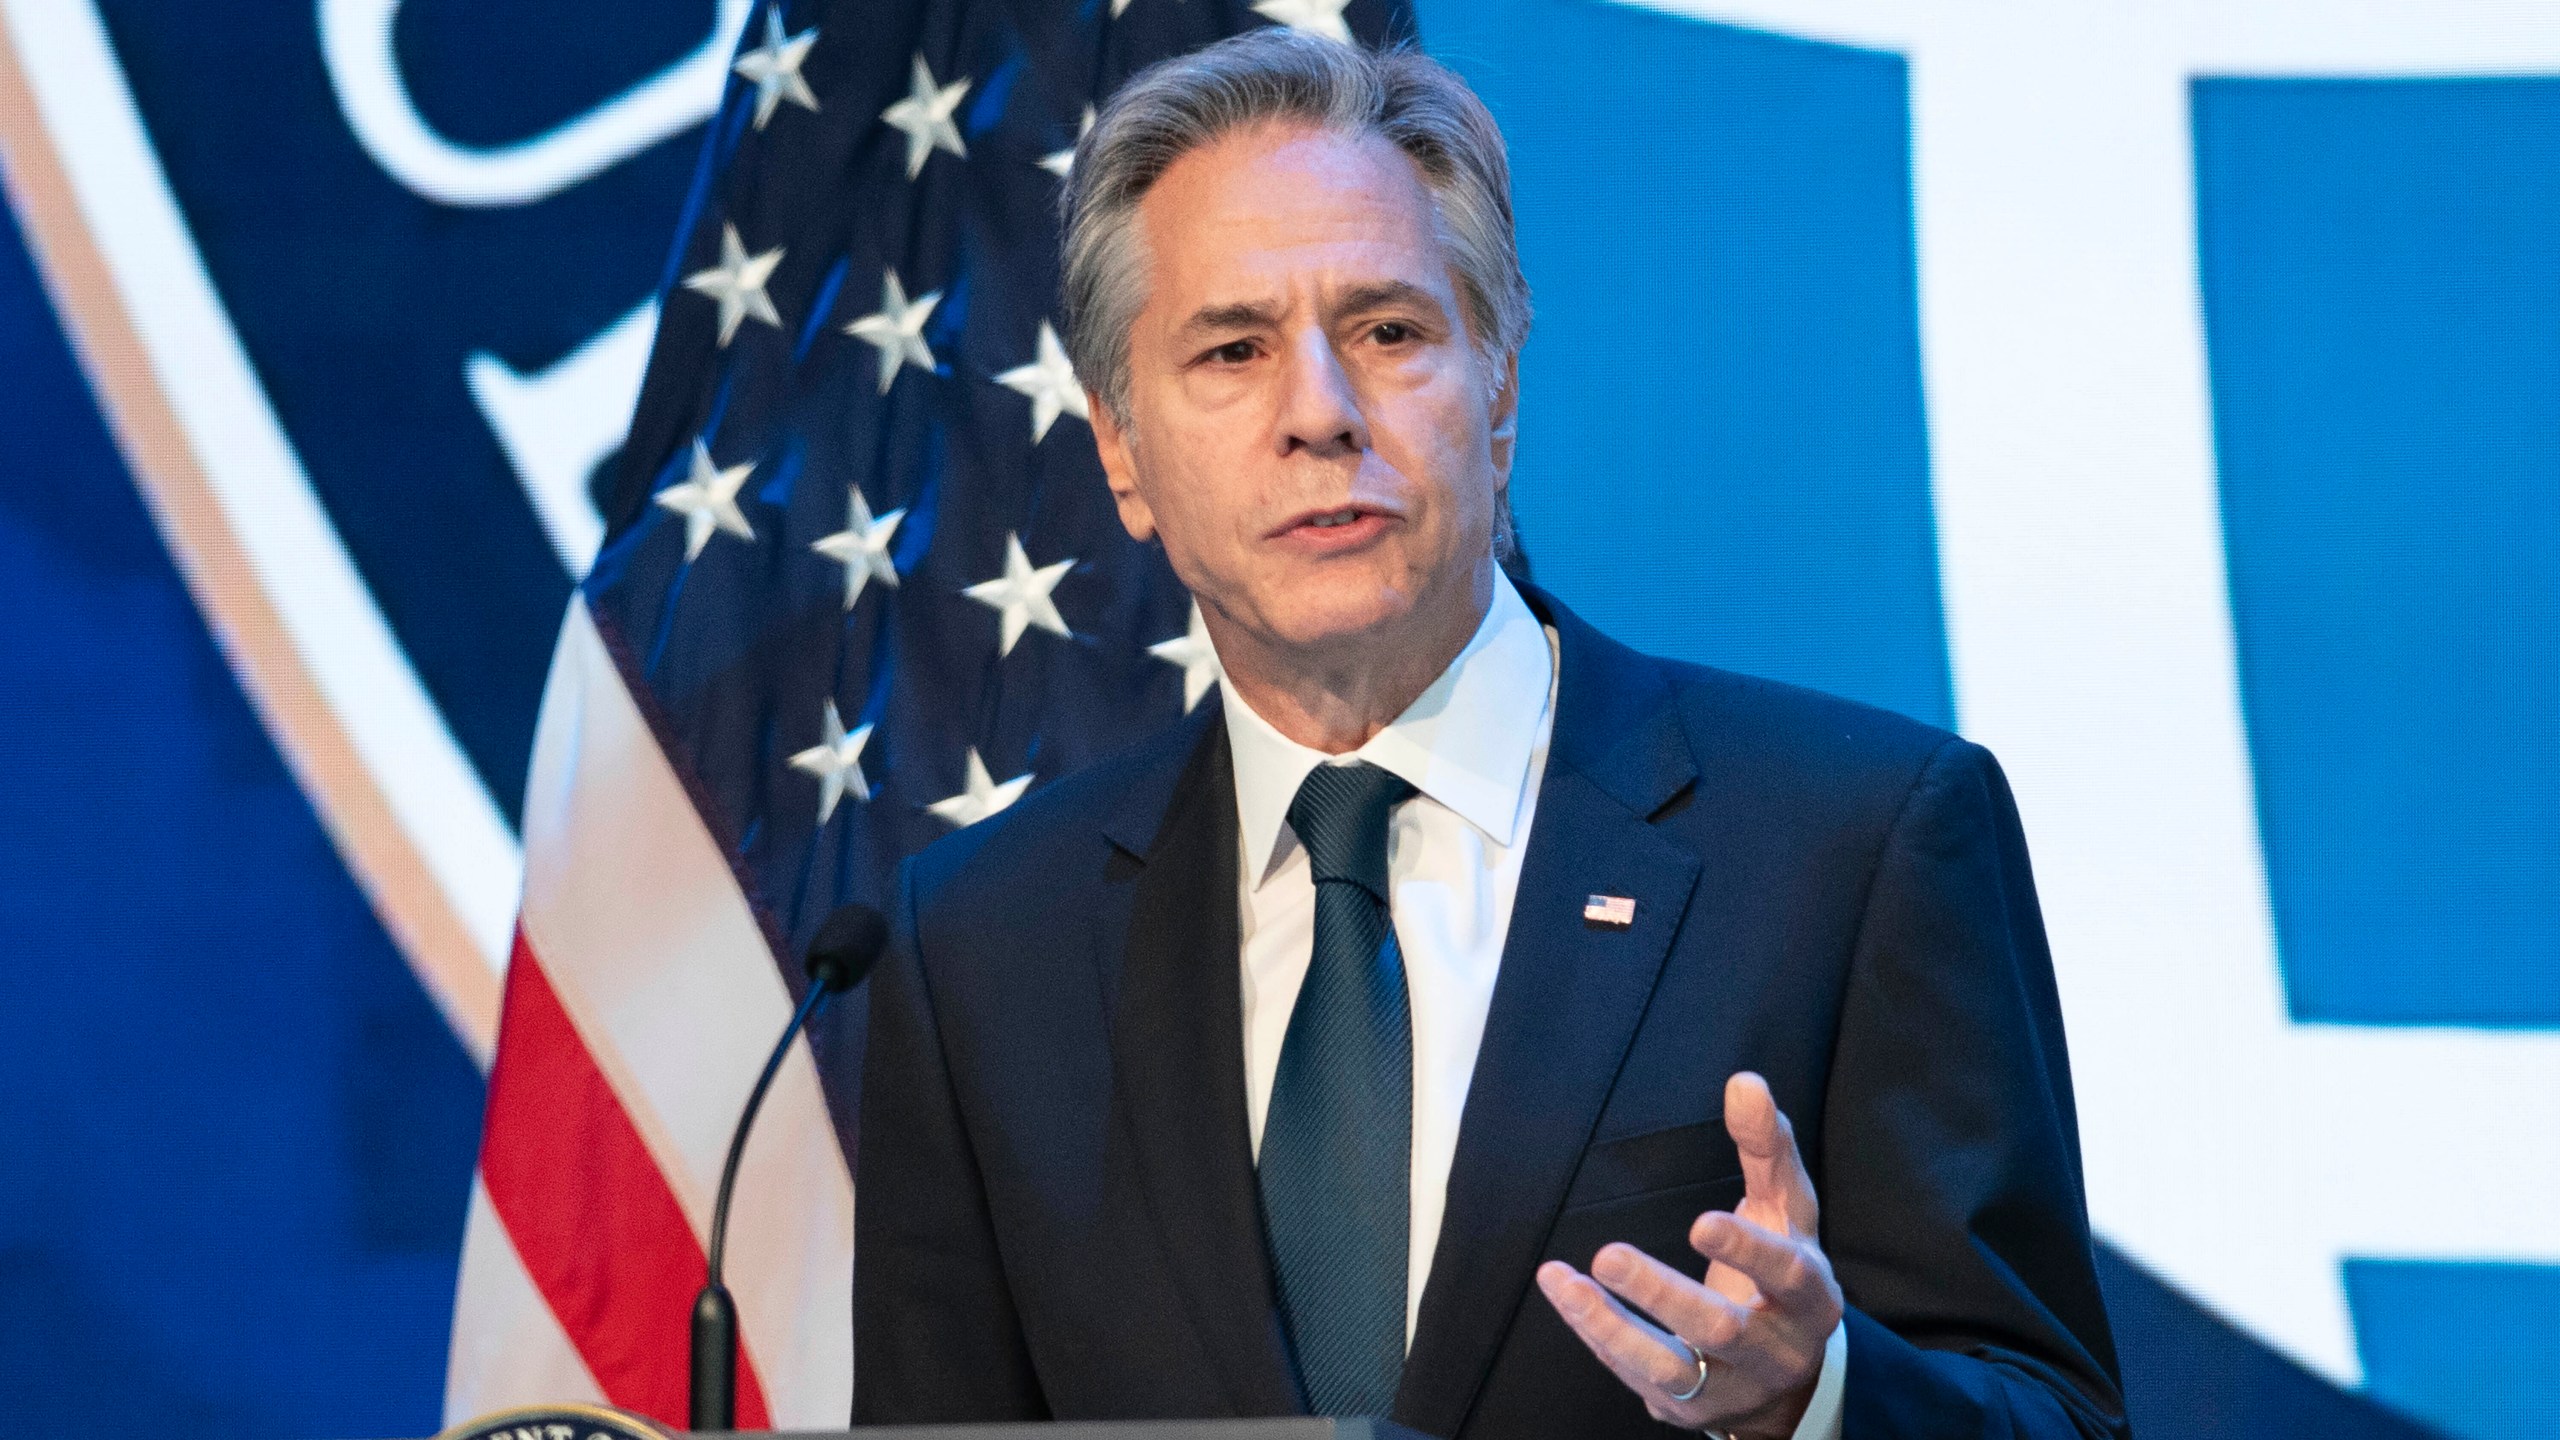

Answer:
[847,268,941,393]
[654,440,755,560]
[1147,601,1224,713]
[925,748,1035,829]
[731,10,820,130]
[994,321,1089,443]
[1251,0,1352,42]
[881,53,971,179]
[1111,0,1137,15]
[1039,106,1096,179]
[788,698,874,823]
[810,487,905,610]
[963,531,1074,656]
[682,224,783,346]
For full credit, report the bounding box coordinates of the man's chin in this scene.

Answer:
[1249,595,1422,657]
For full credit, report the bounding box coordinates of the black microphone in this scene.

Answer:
[690,902,887,1432]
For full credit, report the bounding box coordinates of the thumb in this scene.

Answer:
[1725,1071,1819,1237]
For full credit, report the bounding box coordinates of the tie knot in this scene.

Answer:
[1286,761,1415,899]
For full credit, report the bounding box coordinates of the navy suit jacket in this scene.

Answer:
[854,584,2129,1439]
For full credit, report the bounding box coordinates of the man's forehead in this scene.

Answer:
[1137,123,1455,322]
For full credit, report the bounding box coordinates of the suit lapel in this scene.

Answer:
[1395,588,1703,1439]
[1105,706,1303,1416]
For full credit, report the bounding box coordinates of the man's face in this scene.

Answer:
[1090,122,1517,661]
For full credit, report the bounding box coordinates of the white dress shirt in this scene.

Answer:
[1218,572,1846,1439]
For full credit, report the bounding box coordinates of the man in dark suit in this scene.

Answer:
[855,28,2126,1440]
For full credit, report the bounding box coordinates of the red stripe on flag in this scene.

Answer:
[479,929,774,1430]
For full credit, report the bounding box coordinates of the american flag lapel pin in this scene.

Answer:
[1583,893,1637,929]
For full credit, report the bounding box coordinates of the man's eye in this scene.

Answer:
[1371,321,1415,345]
[1209,340,1257,364]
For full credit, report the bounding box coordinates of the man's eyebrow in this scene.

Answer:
[1174,282,1446,340]
[1176,300,1280,338]
[1331,280,1441,319]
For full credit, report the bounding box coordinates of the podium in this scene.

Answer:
[747,1414,1433,1424]
[438,1409,1435,1440]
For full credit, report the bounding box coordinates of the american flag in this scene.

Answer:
[445,0,1410,1428]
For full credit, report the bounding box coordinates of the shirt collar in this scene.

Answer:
[1218,572,1556,888]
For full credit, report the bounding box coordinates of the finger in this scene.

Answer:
[1725,1072,1819,1235]
[1538,1260,1719,1403]
[1689,1211,1827,1312]
[1589,1242,1753,1357]
[1700,1245,1760,1308]
[1598,1241,1826,1398]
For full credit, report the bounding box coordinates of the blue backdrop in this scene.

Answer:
[2,1,2551,1436]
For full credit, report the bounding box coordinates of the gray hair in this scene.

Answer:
[1058,29,1532,430]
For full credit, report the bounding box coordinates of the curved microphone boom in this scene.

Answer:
[690,902,888,1432]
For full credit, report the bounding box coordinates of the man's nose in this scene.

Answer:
[1274,326,1369,459]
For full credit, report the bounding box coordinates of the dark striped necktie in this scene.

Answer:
[1259,760,1418,1416]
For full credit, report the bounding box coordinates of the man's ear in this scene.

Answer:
[1089,389,1157,543]
[1487,350,1521,493]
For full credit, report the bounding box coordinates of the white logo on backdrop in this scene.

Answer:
[315,0,752,572]
[1625,0,2560,1387]
[318,0,754,207]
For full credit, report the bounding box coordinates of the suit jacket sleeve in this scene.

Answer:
[1820,738,2130,1439]
[852,858,1049,1424]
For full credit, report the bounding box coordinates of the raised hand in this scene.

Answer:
[1535,1072,1844,1437]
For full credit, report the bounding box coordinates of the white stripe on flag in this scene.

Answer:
[454,601,855,1427]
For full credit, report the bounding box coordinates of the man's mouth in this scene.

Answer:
[1273,502,1395,536]
[1273,504,1396,550]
